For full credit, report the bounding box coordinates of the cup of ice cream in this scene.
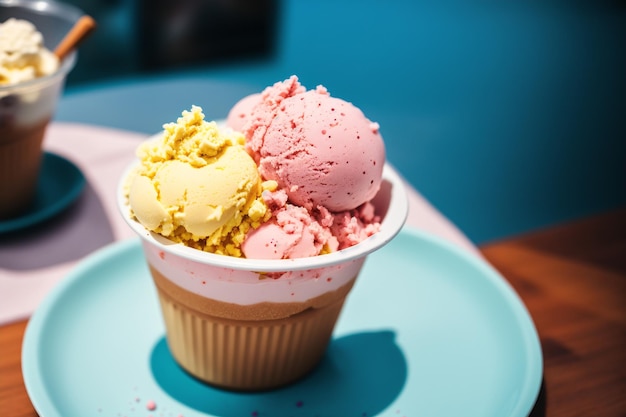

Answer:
[0,0,83,219]
[118,76,409,391]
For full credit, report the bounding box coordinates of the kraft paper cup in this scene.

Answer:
[0,0,81,219]
[118,162,408,391]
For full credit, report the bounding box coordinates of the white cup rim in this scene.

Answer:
[117,145,409,272]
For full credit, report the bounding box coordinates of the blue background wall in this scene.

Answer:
[56,0,626,244]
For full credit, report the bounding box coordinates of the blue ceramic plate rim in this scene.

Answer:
[22,227,543,417]
[0,152,85,234]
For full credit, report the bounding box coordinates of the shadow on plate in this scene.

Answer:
[0,181,115,269]
[151,330,407,417]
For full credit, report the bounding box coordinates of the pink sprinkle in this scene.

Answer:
[296,400,304,408]
[146,400,156,411]
[251,412,259,417]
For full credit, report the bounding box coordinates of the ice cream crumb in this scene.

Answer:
[146,400,156,411]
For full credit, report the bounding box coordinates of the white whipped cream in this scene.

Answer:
[0,18,59,85]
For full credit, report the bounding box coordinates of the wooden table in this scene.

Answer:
[481,206,626,417]
[1,207,625,417]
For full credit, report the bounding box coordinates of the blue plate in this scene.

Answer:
[0,152,85,233]
[22,228,542,417]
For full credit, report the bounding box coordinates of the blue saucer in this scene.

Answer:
[22,228,543,417]
[0,152,85,233]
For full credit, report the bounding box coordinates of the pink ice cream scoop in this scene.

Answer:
[241,202,338,259]
[245,79,385,212]
[226,93,261,133]
[240,187,380,259]
[227,76,386,259]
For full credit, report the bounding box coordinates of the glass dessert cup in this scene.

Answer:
[0,0,81,219]
[118,162,408,391]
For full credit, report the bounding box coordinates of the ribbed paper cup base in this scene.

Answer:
[156,287,347,391]
[152,268,352,391]
[0,120,49,219]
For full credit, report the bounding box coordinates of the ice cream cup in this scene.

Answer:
[0,0,82,219]
[118,160,408,391]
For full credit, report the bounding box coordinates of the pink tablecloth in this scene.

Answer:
[0,123,479,325]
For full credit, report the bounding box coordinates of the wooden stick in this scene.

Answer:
[54,15,97,61]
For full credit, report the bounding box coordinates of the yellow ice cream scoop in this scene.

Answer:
[128,106,269,256]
